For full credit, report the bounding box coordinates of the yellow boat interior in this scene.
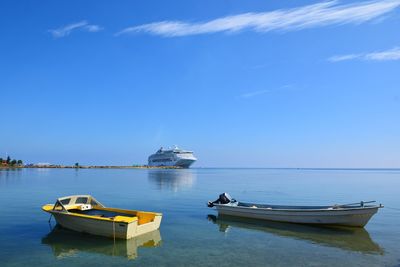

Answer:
[42,195,159,225]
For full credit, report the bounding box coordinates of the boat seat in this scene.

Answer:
[136,212,155,225]
[113,215,138,223]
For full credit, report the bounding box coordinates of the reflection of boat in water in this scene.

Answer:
[207,214,383,254]
[148,169,196,191]
[42,226,162,260]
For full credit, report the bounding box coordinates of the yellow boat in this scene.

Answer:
[42,195,162,239]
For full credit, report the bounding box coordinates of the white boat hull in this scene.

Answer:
[148,158,196,168]
[43,195,162,240]
[214,204,379,227]
[52,212,162,239]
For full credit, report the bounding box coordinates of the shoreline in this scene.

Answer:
[2,166,399,171]
[1,165,182,169]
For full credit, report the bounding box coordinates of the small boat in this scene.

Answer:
[207,193,383,227]
[42,195,162,239]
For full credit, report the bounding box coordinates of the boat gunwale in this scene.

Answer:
[43,206,136,223]
[213,202,382,213]
[95,206,162,216]
[43,205,162,224]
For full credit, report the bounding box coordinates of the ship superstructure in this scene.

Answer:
[148,146,197,168]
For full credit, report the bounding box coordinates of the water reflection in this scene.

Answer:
[42,226,162,260]
[148,169,196,191]
[207,214,383,254]
[0,168,23,185]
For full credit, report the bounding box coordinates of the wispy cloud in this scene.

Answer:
[240,85,294,99]
[328,54,359,62]
[116,0,400,37]
[49,21,103,38]
[328,47,400,62]
[240,89,271,99]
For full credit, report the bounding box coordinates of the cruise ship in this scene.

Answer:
[148,146,197,168]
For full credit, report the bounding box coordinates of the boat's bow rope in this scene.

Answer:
[112,218,116,242]
[112,218,116,256]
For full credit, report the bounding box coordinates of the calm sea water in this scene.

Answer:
[0,168,399,267]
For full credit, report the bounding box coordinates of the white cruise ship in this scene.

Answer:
[148,146,197,168]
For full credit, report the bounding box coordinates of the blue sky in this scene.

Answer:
[1,0,399,167]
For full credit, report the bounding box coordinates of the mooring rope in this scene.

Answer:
[113,219,116,241]
[385,206,400,212]
[112,218,116,256]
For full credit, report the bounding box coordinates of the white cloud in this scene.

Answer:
[328,54,360,62]
[328,47,400,62]
[49,21,103,38]
[84,25,103,33]
[364,47,400,60]
[116,0,400,37]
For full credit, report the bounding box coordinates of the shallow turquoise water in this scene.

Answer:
[0,168,399,266]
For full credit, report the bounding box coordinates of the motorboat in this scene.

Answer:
[42,195,162,239]
[207,193,383,227]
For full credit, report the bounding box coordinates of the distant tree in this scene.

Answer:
[75,162,79,168]
[10,159,17,166]
[6,156,11,164]
[0,158,3,163]
[17,160,23,165]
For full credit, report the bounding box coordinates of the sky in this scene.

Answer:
[0,0,399,168]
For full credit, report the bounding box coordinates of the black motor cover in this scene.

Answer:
[218,193,233,204]
[207,193,235,207]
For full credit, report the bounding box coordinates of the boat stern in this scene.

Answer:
[134,212,162,238]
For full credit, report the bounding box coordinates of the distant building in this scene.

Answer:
[36,163,51,167]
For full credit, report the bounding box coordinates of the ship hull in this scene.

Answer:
[148,158,196,168]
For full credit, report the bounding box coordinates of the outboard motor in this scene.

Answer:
[208,193,236,207]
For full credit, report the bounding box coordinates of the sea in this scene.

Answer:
[0,168,399,267]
